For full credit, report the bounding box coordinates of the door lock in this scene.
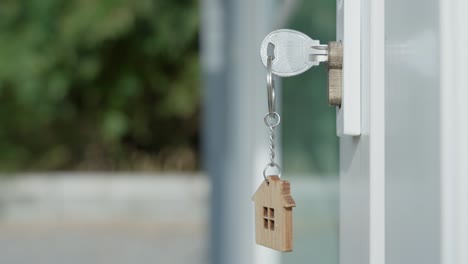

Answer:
[260,29,343,107]
[327,41,343,106]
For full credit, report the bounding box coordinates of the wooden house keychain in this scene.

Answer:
[252,55,296,252]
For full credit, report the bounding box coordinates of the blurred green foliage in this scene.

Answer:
[0,0,200,171]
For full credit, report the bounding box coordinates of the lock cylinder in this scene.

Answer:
[327,41,343,107]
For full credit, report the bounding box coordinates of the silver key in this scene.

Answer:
[260,29,328,77]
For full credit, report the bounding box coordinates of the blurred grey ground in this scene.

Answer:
[0,174,209,264]
[0,174,337,264]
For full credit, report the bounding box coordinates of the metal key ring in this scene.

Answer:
[263,162,282,183]
[266,56,275,116]
[264,112,280,127]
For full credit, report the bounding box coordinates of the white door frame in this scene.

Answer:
[341,0,468,263]
[440,0,468,263]
[338,0,385,263]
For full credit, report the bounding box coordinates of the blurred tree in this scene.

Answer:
[0,0,200,171]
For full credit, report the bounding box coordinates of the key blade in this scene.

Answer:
[310,44,329,63]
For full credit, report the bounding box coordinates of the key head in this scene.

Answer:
[260,29,324,77]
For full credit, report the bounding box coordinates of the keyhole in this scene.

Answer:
[267,42,275,60]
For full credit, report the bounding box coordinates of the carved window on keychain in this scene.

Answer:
[263,207,275,230]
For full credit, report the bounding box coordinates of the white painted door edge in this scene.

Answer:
[440,0,468,263]
[336,0,362,136]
